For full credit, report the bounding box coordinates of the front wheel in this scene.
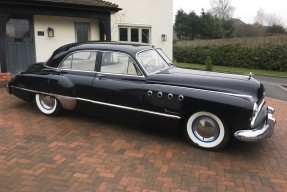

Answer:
[185,111,230,150]
[35,94,61,116]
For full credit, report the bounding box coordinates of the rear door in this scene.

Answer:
[49,50,98,99]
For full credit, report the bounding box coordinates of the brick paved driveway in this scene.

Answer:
[0,88,286,192]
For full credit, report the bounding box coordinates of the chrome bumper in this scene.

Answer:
[234,107,276,142]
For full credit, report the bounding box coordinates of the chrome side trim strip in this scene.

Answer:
[77,98,180,119]
[9,86,181,120]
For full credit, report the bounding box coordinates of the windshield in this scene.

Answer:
[137,49,170,74]
[156,48,172,64]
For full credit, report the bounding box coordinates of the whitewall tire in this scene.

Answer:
[185,111,229,150]
[35,94,61,116]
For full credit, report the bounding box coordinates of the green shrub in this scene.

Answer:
[173,44,287,71]
[205,56,213,71]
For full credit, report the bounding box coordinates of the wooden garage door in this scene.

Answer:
[5,15,36,74]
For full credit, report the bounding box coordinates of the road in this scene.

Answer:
[254,75,287,101]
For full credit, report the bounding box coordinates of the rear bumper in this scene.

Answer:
[234,106,276,142]
[6,85,11,94]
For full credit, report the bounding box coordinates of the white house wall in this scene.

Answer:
[111,0,173,59]
[34,15,100,62]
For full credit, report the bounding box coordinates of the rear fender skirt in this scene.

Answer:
[10,86,76,111]
[55,95,76,111]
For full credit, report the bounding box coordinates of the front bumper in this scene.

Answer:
[234,106,276,142]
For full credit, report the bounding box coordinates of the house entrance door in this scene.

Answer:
[5,15,36,74]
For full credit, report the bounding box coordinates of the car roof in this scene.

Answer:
[56,41,153,55]
[46,42,154,68]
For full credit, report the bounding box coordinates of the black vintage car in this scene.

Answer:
[7,42,276,150]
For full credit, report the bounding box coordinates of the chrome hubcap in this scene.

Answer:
[39,95,55,110]
[192,117,219,142]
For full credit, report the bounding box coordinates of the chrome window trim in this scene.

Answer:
[97,71,146,79]
[9,86,181,120]
[57,68,98,74]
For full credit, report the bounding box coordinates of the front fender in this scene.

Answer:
[179,88,254,133]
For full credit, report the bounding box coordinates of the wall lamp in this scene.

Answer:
[47,27,54,37]
[161,34,167,41]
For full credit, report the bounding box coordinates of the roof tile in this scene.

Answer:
[34,0,119,8]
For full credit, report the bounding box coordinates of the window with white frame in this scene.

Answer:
[119,27,150,43]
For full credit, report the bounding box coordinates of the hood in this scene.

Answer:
[147,67,264,101]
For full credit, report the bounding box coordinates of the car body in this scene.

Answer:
[7,42,276,150]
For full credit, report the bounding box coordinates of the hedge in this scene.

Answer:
[173,44,287,71]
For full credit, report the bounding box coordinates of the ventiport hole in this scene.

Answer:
[178,95,184,101]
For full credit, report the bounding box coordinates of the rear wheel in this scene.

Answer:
[185,111,229,150]
[35,94,61,116]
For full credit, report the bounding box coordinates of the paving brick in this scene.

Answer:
[0,89,287,191]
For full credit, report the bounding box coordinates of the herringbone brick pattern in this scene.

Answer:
[0,88,286,192]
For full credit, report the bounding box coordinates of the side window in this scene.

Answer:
[100,52,142,76]
[59,51,97,71]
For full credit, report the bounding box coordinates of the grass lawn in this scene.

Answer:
[176,63,287,78]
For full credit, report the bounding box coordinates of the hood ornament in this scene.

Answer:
[248,72,254,80]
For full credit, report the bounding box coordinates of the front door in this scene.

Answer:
[5,15,36,74]
[92,51,145,118]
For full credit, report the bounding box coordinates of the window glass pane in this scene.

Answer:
[142,29,150,43]
[137,49,169,74]
[73,52,91,60]
[60,55,72,69]
[157,48,171,63]
[6,19,30,38]
[101,52,141,76]
[131,28,139,42]
[119,28,128,41]
[59,51,96,71]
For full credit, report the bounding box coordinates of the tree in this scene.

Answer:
[253,8,283,26]
[174,9,235,40]
[222,19,234,38]
[205,56,213,71]
[210,0,235,20]
[174,9,200,40]
[200,10,223,39]
[265,25,287,35]
[265,14,282,26]
[254,8,266,26]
